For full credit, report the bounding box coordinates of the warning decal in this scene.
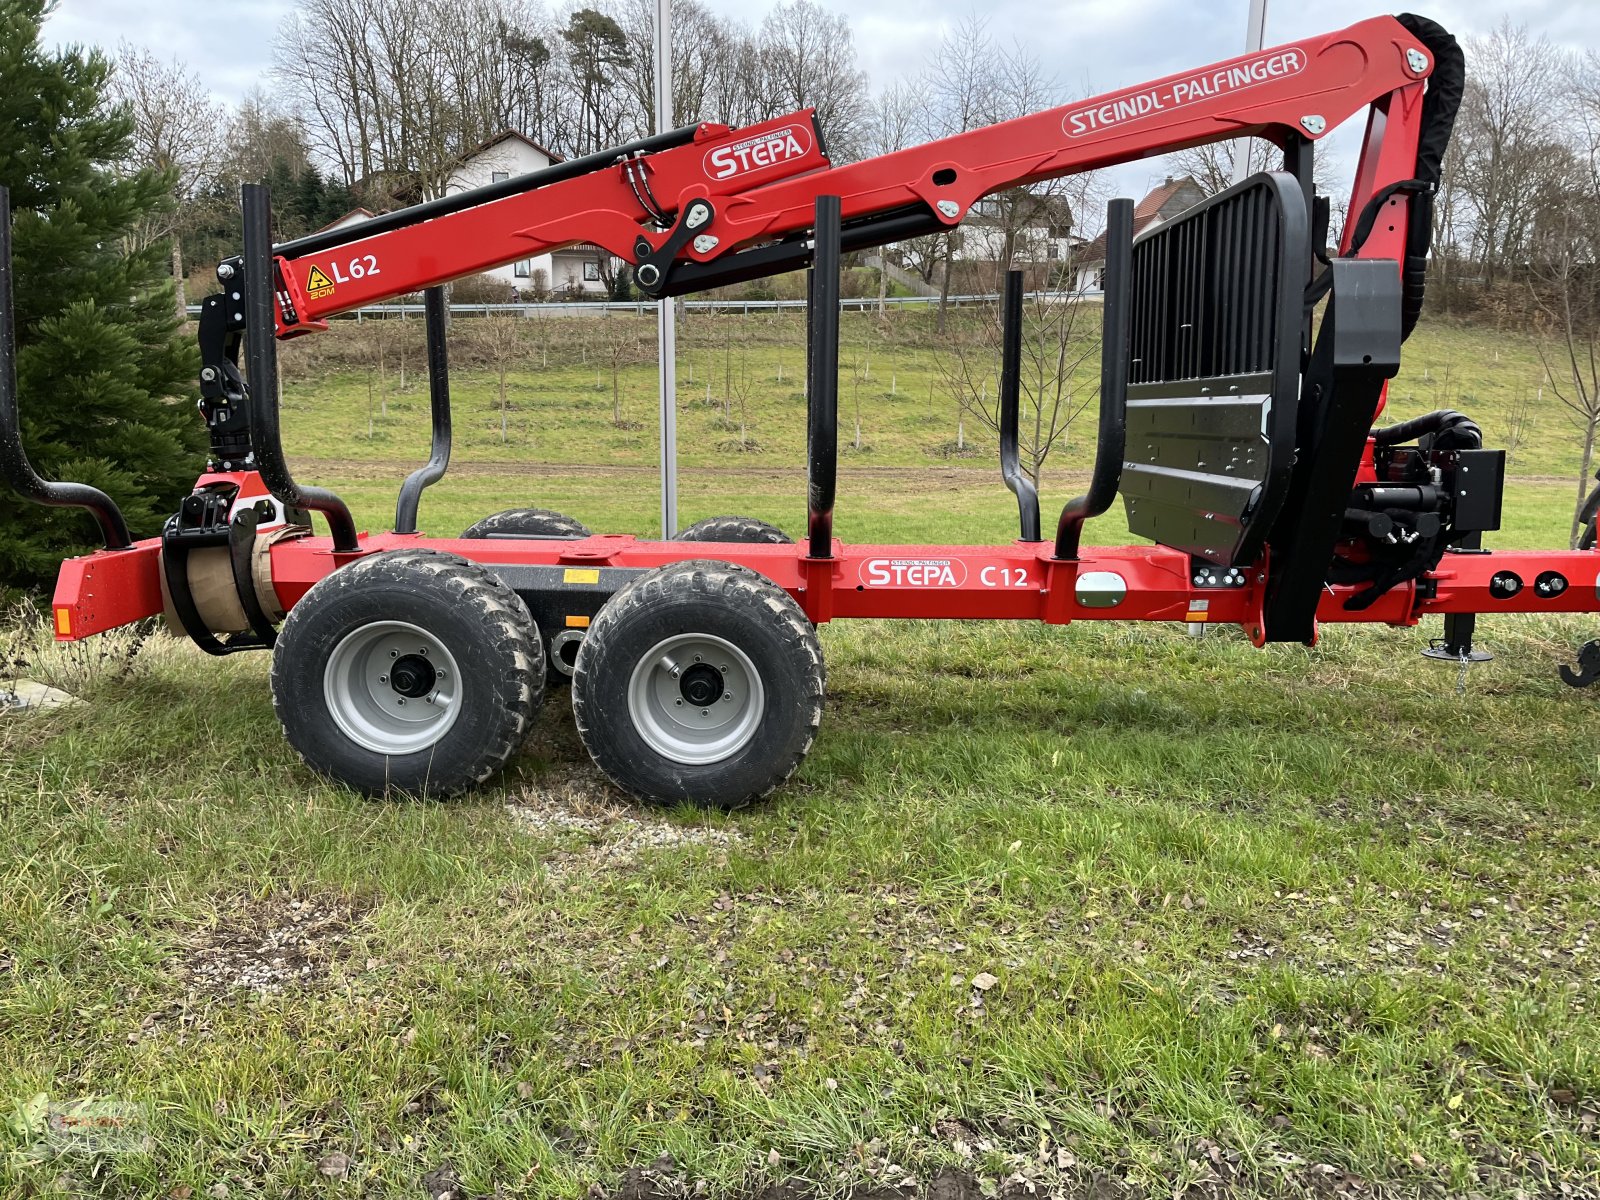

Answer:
[305,266,336,299]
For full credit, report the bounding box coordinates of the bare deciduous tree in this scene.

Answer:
[938,257,1101,484]
[110,43,227,315]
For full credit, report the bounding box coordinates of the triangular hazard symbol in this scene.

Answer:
[305,266,335,292]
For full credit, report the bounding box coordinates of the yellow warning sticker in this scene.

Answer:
[563,568,601,585]
[305,265,336,299]
[565,614,592,628]
[54,607,72,637]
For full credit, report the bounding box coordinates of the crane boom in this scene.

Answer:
[255,13,1444,335]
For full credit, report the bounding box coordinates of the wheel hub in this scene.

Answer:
[679,662,725,707]
[389,654,436,698]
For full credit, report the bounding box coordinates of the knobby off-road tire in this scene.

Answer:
[462,507,592,540]
[571,560,824,807]
[462,507,591,685]
[673,515,792,544]
[271,549,544,797]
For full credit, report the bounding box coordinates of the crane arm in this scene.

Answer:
[246,13,1453,335]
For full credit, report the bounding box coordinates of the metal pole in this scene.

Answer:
[1230,0,1269,185]
[654,0,678,537]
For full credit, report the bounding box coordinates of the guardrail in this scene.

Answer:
[184,289,1106,320]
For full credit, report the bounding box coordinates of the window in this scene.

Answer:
[1047,243,1059,261]
[491,171,510,183]
[583,261,601,283]
[513,260,531,278]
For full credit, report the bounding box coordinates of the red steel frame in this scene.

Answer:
[43,14,1600,646]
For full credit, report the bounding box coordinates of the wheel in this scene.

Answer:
[271,549,544,797]
[673,515,792,544]
[463,508,591,686]
[571,560,824,807]
[462,507,591,539]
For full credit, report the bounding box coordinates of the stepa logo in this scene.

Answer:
[860,558,968,588]
[705,124,813,181]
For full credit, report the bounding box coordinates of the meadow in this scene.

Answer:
[2,306,1598,1198]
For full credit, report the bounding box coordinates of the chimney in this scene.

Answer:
[1165,175,1175,186]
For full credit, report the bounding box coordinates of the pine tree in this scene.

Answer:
[0,0,204,587]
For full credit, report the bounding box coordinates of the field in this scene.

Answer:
[3,308,1600,1198]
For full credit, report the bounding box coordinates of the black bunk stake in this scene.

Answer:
[998,269,1041,542]
[0,185,134,550]
[394,286,453,535]
[240,183,360,555]
[1054,197,1133,560]
[806,195,841,560]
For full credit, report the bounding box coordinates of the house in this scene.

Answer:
[954,190,1077,265]
[1071,174,1208,292]
[321,132,620,298]
[443,131,617,298]
[942,189,1079,291]
[317,207,376,235]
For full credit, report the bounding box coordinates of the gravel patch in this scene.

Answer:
[505,777,743,869]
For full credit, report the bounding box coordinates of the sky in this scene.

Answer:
[40,0,1600,204]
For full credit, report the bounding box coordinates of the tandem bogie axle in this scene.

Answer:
[5,12,1600,806]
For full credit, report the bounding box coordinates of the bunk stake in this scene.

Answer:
[0,185,134,551]
[240,183,361,555]
[1054,197,1133,560]
[394,286,453,535]
[806,195,841,563]
[998,269,1041,542]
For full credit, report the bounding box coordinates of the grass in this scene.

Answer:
[278,307,1595,494]
[3,310,1600,1197]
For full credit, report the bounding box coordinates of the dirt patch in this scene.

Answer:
[178,894,364,996]
[505,777,743,870]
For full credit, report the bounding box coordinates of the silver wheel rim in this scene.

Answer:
[626,633,765,765]
[324,620,462,755]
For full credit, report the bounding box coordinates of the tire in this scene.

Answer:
[572,560,824,807]
[463,508,590,686]
[462,507,592,540]
[673,515,792,544]
[271,548,544,797]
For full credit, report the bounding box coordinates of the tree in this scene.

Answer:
[938,255,1101,485]
[562,8,633,156]
[1532,60,1600,547]
[108,42,227,315]
[0,0,204,586]
[755,0,866,158]
[1452,22,1568,289]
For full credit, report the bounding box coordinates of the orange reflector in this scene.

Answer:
[54,607,72,637]
[565,614,591,628]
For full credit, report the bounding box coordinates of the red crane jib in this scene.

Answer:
[273,14,1433,334]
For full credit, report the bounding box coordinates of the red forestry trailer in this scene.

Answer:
[4,14,1598,805]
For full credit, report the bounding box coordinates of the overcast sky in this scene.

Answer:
[41,0,1600,202]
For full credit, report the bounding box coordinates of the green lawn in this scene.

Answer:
[3,311,1600,1198]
